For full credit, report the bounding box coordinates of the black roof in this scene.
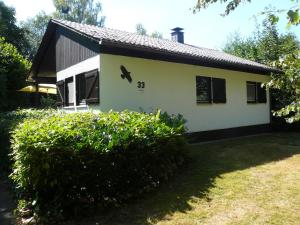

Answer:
[30,19,280,77]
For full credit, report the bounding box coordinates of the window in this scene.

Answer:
[257,83,267,103]
[196,76,226,104]
[76,73,86,105]
[247,82,256,103]
[56,69,99,107]
[247,81,267,103]
[84,70,99,103]
[57,80,65,106]
[65,77,74,106]
[196,76,211,103]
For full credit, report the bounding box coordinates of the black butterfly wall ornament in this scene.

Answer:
[120,65,132,83]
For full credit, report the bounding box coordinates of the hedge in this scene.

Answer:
[0,109,57,173]
[10,110,187,222]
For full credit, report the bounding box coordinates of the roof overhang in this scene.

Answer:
[99,40,281,75]
[28,19,281,81]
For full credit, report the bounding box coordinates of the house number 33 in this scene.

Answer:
[137,81,145,89]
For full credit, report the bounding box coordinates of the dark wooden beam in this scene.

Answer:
[33,77,56,84]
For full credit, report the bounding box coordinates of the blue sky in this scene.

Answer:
[4,0,300,49]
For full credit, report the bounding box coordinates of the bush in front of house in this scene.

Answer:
[10,111,187,221]
[0,109,58,173]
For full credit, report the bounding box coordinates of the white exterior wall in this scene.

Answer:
[57,55,100,81]
[98,54,270,133]
[56,55,100,111]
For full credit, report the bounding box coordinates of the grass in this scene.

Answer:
[66,133,300,225]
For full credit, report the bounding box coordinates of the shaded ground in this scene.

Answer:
[0,178,16,225]
[64,132,300,225]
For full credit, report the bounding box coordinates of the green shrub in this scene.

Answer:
[0,37,32,111]
[40,95,57,108]
[10,111,186,221]
[0,109,57,173]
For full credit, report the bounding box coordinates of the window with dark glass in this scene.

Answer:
[247,81,267,103]
[196,76,212,103]
[257,82,267,103]
[56,69,99,107]
[196,76,226,104]
[84,70,99,103]
[76,73,86,105]
[247,82,256,103]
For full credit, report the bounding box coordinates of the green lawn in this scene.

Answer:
[66,133,300,225]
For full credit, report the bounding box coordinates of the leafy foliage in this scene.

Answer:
[0,37,31,111]
[194,0,251,16]
[136,23,147,35]
[223,20,299,65]
[21,11,52,59]
[0,1,31,57]
[53,0,105,26]
[0,109,57,173]
[266,52,300,123]
[40,95,57,108]
[20,0,105,59]
[136,23,163,38]
[223,20,300,118]
[10,111,187,222]
[193,0,300,27]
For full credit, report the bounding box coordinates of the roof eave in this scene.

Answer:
[100,40,279,75]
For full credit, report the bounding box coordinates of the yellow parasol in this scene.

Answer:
[18,84,57,95]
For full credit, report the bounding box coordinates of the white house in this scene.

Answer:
[29,19,278,140]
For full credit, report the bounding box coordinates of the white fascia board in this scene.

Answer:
[57,55,100,81]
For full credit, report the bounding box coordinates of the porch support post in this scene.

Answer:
[35,83,40,107]
[73,75,77,111]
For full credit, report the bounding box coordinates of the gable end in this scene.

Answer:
[55,26,100,72]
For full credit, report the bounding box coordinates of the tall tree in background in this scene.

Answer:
[223,18,300,123]
[21,0,105,59]
[53,0,105,26]
[135,23,163,38]
[21,12,52,59]
[0,37,31,111]
[223,20,299,65]
[0,1,30,57]
[136,23,147,35]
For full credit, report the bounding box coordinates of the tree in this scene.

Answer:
[0,1,30,57]
[193,0,300,26]
[53,0,105,26]
[223,20,300,120]
[151,31,163,39]
[136,23,147,35]
[224,20,299,65]
[266,52,300,123]
[21,0,105,59]
[21,12,52,59]
[135,23,163,38]
[0,37,31,111]
[223,31,260,63]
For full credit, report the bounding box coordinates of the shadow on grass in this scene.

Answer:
[66,132,300,225]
